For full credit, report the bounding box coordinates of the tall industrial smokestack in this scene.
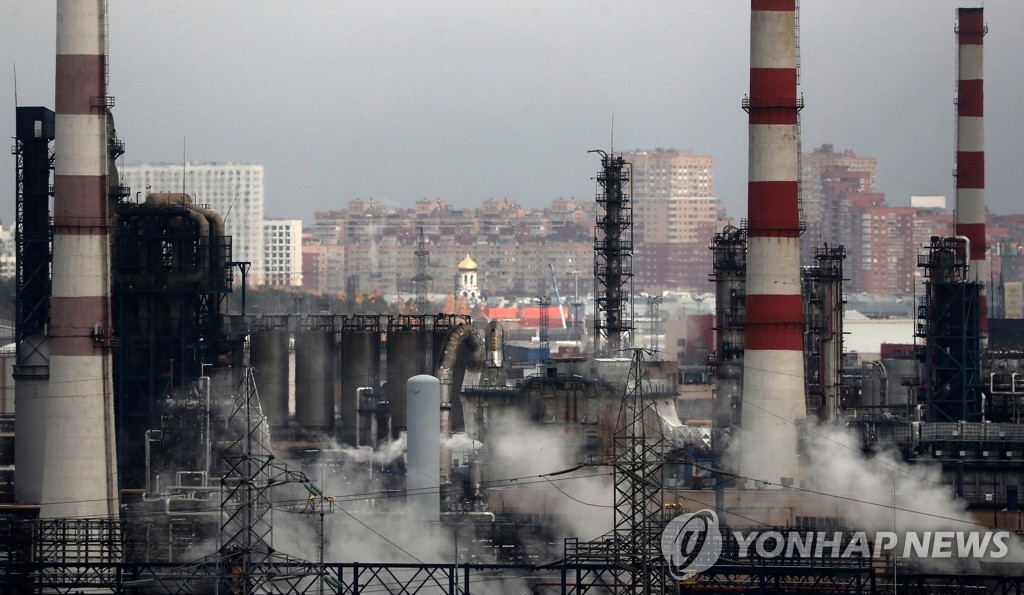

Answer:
[955,7,987,342]
[738,0,805,486]
[41,0,118,518]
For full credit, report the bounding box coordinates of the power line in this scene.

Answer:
[8,468,615,522]
[542,477,610,508]
[679,456,994,531]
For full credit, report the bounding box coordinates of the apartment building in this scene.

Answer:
[622,149,726,294]
[262,219,303,287]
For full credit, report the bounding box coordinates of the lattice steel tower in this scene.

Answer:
[612,348,668,593]
[538,296,550,352]
[591,150,634,356]
[213,368,320,593]
[413,226,432,314]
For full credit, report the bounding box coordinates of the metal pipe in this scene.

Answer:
[435,323,486,480]
[441,511,495,523]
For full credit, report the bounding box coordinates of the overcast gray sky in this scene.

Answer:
[4,2,1023,226]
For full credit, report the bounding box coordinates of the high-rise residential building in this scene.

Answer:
[627,148,715,198]
[802,145,878,206]
[0,223,14,279]
[801,144,878,262]
[621,148,725,293]
[801,145,963,297]
[120,163,265,281]
[851,198,919,296]
[262,219,303,287]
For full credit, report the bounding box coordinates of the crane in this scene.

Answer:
[549,263,567,329]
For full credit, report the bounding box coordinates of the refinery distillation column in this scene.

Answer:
[955,8,987,344]
[738,0,806,485]
[592,150,633,356]
[41,0,119,518]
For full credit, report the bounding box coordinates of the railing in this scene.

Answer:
[89,95,116,109]
[741,96,806,111]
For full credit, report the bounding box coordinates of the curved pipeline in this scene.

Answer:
[145,192,211,283]
[190,202,228,310]
[434,323,486,480]
[143,193,230,311]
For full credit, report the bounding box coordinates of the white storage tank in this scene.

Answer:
[406,375,440,523]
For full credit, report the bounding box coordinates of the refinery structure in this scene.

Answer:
[3,2,1024,594]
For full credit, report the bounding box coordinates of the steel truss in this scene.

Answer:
[563,348,670,594]
[5,555,1024,594]
[12,107,55,379]
[612,348,669,592]
[204,366,320,593]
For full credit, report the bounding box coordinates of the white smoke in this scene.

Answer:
[270,432,458,572]
[801,425,1024,571]
[268,404,613,593]
[443,432,483,452]
[269,429,548,594]
[303,432,408,467]
[485,409,614,543]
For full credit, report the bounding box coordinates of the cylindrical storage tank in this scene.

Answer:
[340,329,380,446]
[250,330,291,428]
[386,329,425,438]
[406,375,440,523]
[859,368,882,408]
[294,331,336,431]
[883,358,919,408]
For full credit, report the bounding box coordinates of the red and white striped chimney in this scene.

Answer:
[41,0,118,519]
[955,7,987,341]
[739,0,805,486]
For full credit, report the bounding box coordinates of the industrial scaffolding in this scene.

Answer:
[707,225,747,515]
[916,236,983,422]
[591,150,634,357]
[803,244,846,422]
[708,225,746,431]
[112,198,233,489]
